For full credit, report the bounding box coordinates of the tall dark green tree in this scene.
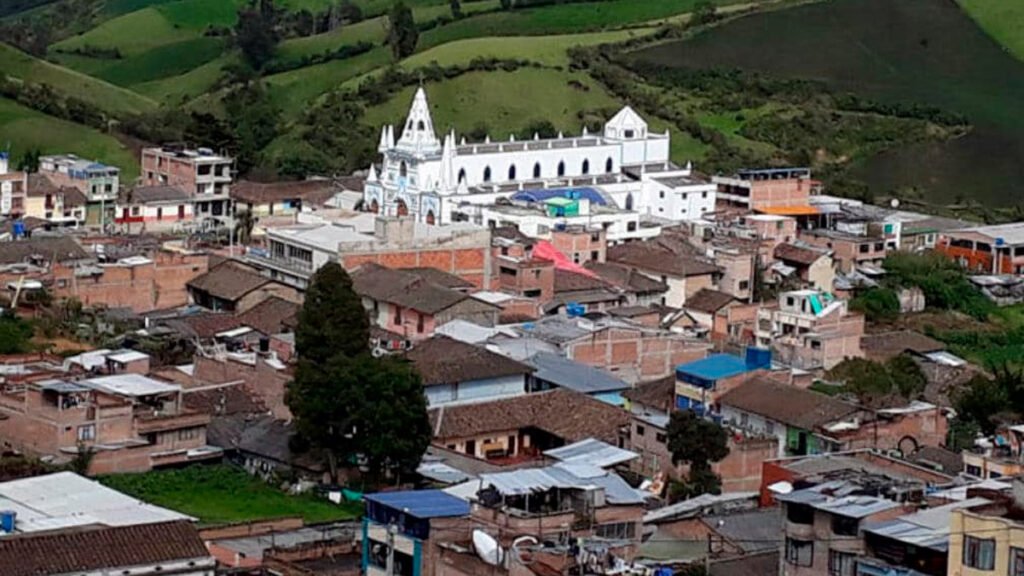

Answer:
[386,2,418,60]
[294,262,368,364]
[666,410,730,498]
[287,262,430,483]
[16,148,40,173]
[449,0,462,19]
[235,0,281,70]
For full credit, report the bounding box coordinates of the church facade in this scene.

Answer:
[363,87,673,225]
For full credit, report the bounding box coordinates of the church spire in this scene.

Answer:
[396,87,440,155]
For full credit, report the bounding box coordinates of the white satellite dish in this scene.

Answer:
[768,481,794,495]
[890,198,900,208]
[473,529,504,566]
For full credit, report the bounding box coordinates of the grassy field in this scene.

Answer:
[957,0,1024,62]
[265,46,392,113]
[100,465,361,525]
[364,67,621,137]
[1,43,156,115]
[629,0,1024,206]
[0,97,139,179]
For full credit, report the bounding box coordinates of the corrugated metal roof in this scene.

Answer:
[543,438,638,468]
[364,489,470,519]
[528,353,629,394]
[813,496,899,519]
[479,463,644,505]
[676,354,753,381]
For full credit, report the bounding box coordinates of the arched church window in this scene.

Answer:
[426,210,436,225]
[557,161,565,177]
[458,168,466,183]
[533,163,541,178]
[606,157,613,173]
[508,165,516,181]
[483,166,492,182]
[581,159,590,175]
[400,161,408,178]
[417,120,425,131]
[625,193,634,211]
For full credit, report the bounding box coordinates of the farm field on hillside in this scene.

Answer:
[1,42,156,115]
[0,97,139,179]
[628,0,1024,206]
[957,0,1024,62]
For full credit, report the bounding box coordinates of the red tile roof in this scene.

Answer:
[1,521,211,576]
[429,388,629,445]
[406,336,533,386]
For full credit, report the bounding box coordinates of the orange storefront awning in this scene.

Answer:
[756,205,820,216]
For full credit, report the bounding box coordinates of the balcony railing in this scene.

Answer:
[135,411,210,434]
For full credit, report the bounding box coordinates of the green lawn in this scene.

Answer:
[100,465,361,525]
[275,16,388,65]
[0,97,139,179]
[265,46,392,114]
[52,7,192,56]
[364,67,622,137]
[0,43,156,116]
[957,0,1024,62]
[91,37,227,86]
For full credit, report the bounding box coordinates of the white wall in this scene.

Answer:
[425,374,527,407]
[719,404,787,458]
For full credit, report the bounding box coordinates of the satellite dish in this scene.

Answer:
[768,481,794,495]
[474,530,504,566]
[890,198,900,208]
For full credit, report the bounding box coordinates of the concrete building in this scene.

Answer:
[115,185,194,230]
[364,87,670,225]
[673,348,772,413]
[714,167,818,212]
[756,289,865,371]
[947,479,1024,576]
[38,153,120,226]
[0,371,221,474]
[405,336,533,407]
[478,193,661,244]
[362,490,470,576]
[937,222,1024,275]
[351,264,500,340]
[800,228,887,275]
[778,484,910,576]
[606,240,721,308]
[23,173,87,227]
[0,152,28,217]
[962,424,1024,480]
[773,242,836,292]
[141,145,233,222]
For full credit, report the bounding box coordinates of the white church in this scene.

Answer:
[362,87,716,228]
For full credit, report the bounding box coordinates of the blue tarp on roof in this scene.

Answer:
[512,187,607,205]
[676,354,753,382]
[364,489,470,519]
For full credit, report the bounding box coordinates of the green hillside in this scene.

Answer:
[0,97,139,179]
[957,0,1024,62]
[0,43,156,116]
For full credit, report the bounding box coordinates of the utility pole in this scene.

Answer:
[386,523,397,575]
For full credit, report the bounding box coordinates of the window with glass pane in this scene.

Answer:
[963,536,995,571]
[786,538,813,567]
[828,550,854,576]
[1012,547,1024,576]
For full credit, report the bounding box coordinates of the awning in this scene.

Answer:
[757,205,820,216]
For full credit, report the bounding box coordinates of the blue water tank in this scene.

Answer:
[12,220,25,239]
[566,302,586,317]
[745,346,772,369]
[0,510,15,533]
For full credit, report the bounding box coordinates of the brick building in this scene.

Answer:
[606,240,720,308]
[188,259,300,313]
[799,228,886,274]
[756,289,865,371]
[0,371,221,474]
[714,167,817,212]
[141,145,233,221]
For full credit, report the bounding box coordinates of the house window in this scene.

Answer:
[859,244,869,254]
[394,306,403,325]
[417,313,425,334]
[655,432,666,443]
[738,280,749,291]
[605,157,613,173]
[659,191,665,199]
[828,550,855,576]
[1011,547,1024,576]
[831,515,859,536]
[508,165,516,180]
[787,503,814,525]
[77,424,96,441]
[785,538,813,567]
[766,421,775,435]
[740,413,749,426]
[591,251,599,261]
[963,536,996,571]
[635,424,645,436]
[627,222,637,232]
[596,522,636,540]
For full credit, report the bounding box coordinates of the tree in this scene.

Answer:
[666,410,730,498]
[16,148,40,173]
[287,263,430,483]
[850,287,900,322]
[294,262,368,365]
[449,0,462,19]
[690,0,718,27]
[234,208,256,245]
[499,0,511,10]
[235,0,281,70]
[386,2,418,60]
[0,315,33,354]
[826,354,928,406]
